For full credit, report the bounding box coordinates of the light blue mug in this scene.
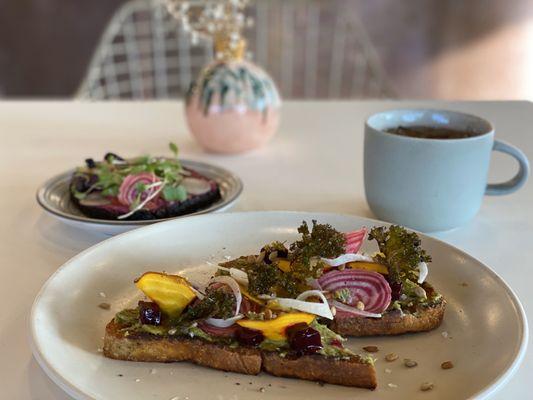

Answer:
[364,109,529,232]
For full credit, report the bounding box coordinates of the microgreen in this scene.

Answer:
[71,143,187,215]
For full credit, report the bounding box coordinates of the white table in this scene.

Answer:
[0,100,531,399]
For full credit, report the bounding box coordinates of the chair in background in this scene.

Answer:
[77,0,394,100]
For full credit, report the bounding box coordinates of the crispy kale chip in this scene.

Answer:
[289,220,346,279]
[368,225,431,284]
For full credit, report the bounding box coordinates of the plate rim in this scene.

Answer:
[30,211,529,400]
[35,159,244,226]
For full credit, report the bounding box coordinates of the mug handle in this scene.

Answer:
[486,140,529,195]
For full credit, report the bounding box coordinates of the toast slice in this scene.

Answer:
[330,297,446,337]
[104,320,377,389]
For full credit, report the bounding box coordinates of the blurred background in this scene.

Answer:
[1,0,532,100]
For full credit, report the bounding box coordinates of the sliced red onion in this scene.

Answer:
[318,269,391,314]
[417,261,428,284]
[272,290,333,319]
[208,275,242,315]
[331,300,382,318]
[117,182,164,220]
[344,228,367,254]
[198,320,239,335]
[306,278,322,290]
[204,314,244,328]
[117,172,161,206]
[181,177,211,195]
[321,253,374,267]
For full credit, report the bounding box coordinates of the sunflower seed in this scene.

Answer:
[441,361,454,369]
[404,359,418,368]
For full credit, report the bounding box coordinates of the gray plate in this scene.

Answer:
[36,160,243,234]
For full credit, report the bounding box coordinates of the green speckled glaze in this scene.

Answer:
[186,60,281,116]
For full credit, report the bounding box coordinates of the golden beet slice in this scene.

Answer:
[346,262,388,275]
[237,313,315,340]
[135,272,196,317]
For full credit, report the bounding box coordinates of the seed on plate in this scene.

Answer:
[259,387,266,393]
[441,331,449,339]
[384,368,392,374]
[363,345,379,353]
[135,378,141,382]
[99,292,107,298]
[420,382,434,391]
[404,359,418,368]
[385,353,399,362]
[98,302,111,310]
[441,361,454,369]
[387,383,398,388]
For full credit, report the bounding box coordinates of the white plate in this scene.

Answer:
[30,212,528,400]
[36,160,243,235]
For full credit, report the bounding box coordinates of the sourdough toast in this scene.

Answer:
[104,319,377,389]
[330,296,446,336]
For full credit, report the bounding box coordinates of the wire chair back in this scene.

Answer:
[77,0,394,99]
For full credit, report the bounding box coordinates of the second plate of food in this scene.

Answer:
[36,150,243,235]
[31,211,527,400]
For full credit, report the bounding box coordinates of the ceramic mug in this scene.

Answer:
[364,109,529,232]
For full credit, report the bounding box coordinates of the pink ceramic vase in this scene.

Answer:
[185,59,281,154]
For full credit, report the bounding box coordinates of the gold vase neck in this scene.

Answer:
[214,35,246,62]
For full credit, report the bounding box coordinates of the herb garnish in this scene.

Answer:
[177,288,236,323]
[368,226,431,285]
[71,142,188,209]
[289,220,346,279]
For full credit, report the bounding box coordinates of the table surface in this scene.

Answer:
[1,100,531,399]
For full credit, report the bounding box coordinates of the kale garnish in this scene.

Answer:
[246,261,298,297]
[289,220,346,279]
[368,225,432,284]
[179,288,235,322]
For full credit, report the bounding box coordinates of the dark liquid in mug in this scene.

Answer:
[385,126,478,139]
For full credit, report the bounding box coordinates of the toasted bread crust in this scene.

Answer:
[262,352,376,389]
[103,320,376,389]
[104,320,261,374]
[330,299,446,336]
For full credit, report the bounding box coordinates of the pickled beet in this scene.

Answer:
[388,279,403,301]
[104,152,124,162]
[138,301,162,325]
[85,158,96,169]
[286,323,322,355]
[235,327,264,346]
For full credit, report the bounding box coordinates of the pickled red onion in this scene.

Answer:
[344,228,367,254]
[318,269,391,316]
[198,320,240,334]
[118,172,161,206]
[204,276,243,328]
